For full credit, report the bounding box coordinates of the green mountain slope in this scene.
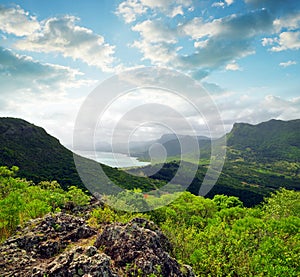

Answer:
[227,119,300,162]
[128,119,300,206]
[0,117,164,192]
[1,117,299,207]
[137,119,300,164]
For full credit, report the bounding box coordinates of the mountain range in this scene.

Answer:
[132,119,300,163]
[0,117,299,206]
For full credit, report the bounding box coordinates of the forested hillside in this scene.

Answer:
[1,117,300,208]
[227,119,300,162]
[0,117,165,192]
[0,166,299,276]
[128,119,300,206]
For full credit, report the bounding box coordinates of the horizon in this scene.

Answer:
[0,0,300,148]
[1,116,299,151]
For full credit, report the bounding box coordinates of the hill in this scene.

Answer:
[227,119,300,162]
[128,119,300,206]
[1,117,299,207]
[0,117,165,192]
[136,119,300,163]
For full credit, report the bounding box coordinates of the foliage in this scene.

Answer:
[212,194,243,210]
[0,166,90,241]
[88,204,150,228]
[0,117,166,193]
[227,119,300,162]
[87,189,300,276]
[262,188,300,219]
[148,189,300,277]
[129,158,300,207]
[0,162,299,276]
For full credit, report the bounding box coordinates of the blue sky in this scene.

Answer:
[0,0,299,146]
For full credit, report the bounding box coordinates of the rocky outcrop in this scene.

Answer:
[0,213,97,276]
[94,218,194,277]
[32,246,117,277]
[0,214,194,277]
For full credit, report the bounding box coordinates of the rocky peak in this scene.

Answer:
[0,214,194,277]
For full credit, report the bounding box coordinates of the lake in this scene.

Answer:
[74,150,150,168]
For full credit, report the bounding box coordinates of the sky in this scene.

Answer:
[0,0,300,148]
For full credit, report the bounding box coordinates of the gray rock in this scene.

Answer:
[94,218,194,277]
[0,215,194,277]
[0,213,97,276]
[33,246,117,277]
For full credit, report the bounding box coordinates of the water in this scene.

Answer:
[74,150,150,168]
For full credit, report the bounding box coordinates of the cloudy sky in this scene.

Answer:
[0,0,300,147]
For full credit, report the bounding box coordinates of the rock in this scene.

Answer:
[0,215,194,277]
[32,246,117,277]
[0,213,97,276]
[94,218,194,277]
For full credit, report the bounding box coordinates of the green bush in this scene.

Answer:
[0,166,90,241]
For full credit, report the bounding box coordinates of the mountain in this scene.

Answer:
[95,133,211,159]
[0,117,165,192]
[127,119,300,206]
[137,119,300,164]
[0,117,83,189]
[1,117,299,207]
[227,119,300,162]
[132,134,212,161]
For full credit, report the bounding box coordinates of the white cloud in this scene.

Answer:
[273,12,300,32]
[225,62,241,71]
[140,0,192,12]
[279,60,297,67]
[132,20,177,43]
[262,95,300,120]
[1,94,85,147]
[271,31,300,51]
[130,19,178,66]
[0,5,40,36]
[15,16,116,72]
[183,9,273,40]
[115,0,147,24]
[194,40,209,48]
[182,17,221,40]
[116,0,193,22]
[0,47,97,146]
[130,8,274,73]
[261,37,276,46]
[179,38,255,70]
[0,47,94,99]
[215,92,300,128]
[131,39,176,65]
[170,5,184,17]
[212,2,225,8]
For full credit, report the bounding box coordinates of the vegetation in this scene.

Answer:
[90,189,300,277]
[0,117,166,193]
[1,117,300,275]
[0,166,90,241]
[1,165,299,276]
[127,119,300,207]
[128,159,300,207]
[227,119,300,162]
[1,117,300,208]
